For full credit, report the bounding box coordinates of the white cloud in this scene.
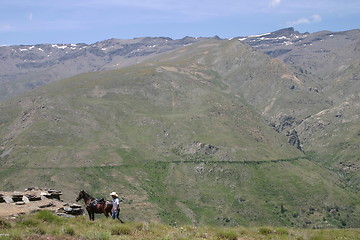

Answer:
[270,0,281,7]
[0,24,12,32]
[28,12,33,21]
[287,14,322,26]
[311,14,322,22]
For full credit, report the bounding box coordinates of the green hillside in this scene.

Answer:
[0,39,359,227]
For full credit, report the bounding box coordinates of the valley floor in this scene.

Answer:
[0,211,360,240]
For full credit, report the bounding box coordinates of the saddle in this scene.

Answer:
[89,198,105,209]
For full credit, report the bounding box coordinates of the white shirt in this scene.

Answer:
[112,197,120,210]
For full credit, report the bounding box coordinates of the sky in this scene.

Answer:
[1,0,359,45]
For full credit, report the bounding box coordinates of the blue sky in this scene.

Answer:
[1,0,359,45]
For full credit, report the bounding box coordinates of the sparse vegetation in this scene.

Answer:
[110,224,132,235]
[1,211,360,240]
[215,229,238,240]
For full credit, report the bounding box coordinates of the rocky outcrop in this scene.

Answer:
[287,130,302,151]
[238,27,306,50]
[270,115,297,133]
[184,141,219,155]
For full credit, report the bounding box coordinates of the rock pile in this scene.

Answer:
[0,188,84,218]
[1,188,63,204]
[57,203,84,217]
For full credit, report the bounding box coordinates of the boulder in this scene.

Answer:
[4,196,14,204]
[57,204,84,216]
[11,194,23,202]
[38,202,56,208]
[25,187,39,191]
[40,190,62,200]
[25,194,42,201]
[56,213,75,218]
[22,196,30,204]
[69,203,82,209]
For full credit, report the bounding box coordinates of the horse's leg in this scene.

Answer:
[92,212,95,221]
[87,210,92,221]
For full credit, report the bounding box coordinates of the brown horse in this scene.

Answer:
[76,190,112,221]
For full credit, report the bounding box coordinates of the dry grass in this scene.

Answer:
[0,211,359,240]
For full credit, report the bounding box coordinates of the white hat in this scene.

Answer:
[110,192,118,197]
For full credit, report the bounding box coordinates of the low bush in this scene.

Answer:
[133,222,144,231]
[81,231,110,240]
[35,210,60,223]
[62,226,75,236]
[275,227,289,235]
[258,227,273,235]
[216,230,238,240]
[10,232,24,240]
[31,226,47,235]
[110,224,132,235]
[0,219,11,229]
[17,218,40,227]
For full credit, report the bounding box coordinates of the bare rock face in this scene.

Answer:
[270,115,297,133]
[287,130,302,151]
[184,141,219,155]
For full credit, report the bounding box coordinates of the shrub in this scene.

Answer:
[216,230,238,240]
[82,231,110,240]
[17,218,40,227]
[0,234,11,240]
[258,227,273,235]
[133,222,144,231]
[10,232,23,240]
[35,210,60,223]
[62,226,75,236]
[0,219,11,229]
[31,226,47,235]
[275,227,289,235]
[110,224,132,235]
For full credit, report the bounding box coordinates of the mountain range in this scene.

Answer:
[0,28,359,228]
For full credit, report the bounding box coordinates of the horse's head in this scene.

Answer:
[76,190,85,202]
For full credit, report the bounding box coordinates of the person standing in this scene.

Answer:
[110,192,123,223]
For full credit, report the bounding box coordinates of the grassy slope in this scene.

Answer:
[0,40,359,227]
[1,211,360,240]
